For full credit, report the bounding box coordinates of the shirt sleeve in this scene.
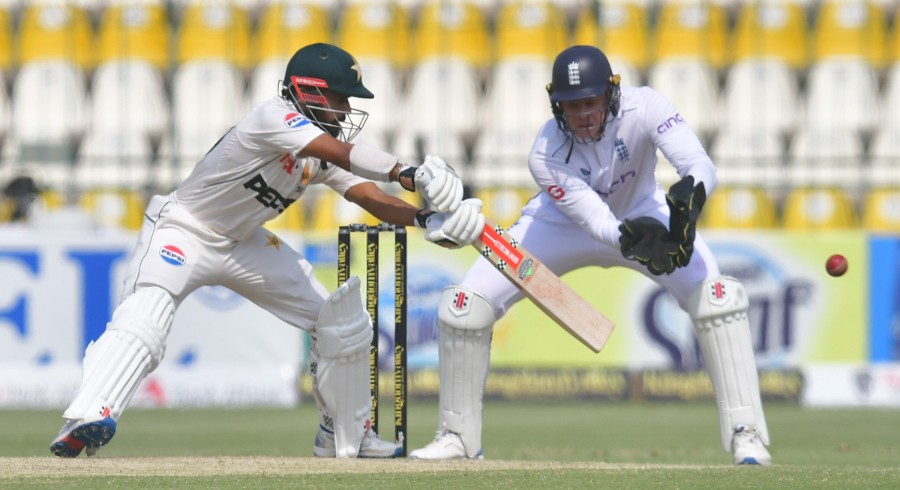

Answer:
[238,99,325,156]
[643,88,718,195]
[528,126,623,247]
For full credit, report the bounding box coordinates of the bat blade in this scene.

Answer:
[473,221,615,353]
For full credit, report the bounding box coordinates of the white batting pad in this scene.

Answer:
[64,287,175,421]
[313,277,373,458]
[437,285,495,458]
[687,277,770,451]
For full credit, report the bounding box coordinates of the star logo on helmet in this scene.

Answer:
[350,62,361,81]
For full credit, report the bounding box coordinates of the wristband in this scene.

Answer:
[348,142,400,182]
[414,209,436,228]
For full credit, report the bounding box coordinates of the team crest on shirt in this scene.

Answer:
[284,112,309,128]
[159,245,186,266]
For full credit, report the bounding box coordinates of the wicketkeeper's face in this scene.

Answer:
[560,93,610,142]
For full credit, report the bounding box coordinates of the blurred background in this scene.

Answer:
[0,0,897,230]
[0,0,899,414]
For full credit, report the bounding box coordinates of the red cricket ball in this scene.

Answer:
[826,254,848,277]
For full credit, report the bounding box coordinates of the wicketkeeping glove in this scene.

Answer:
[618,217,680,276]
[666,176,706,267]
[415,198,485,249]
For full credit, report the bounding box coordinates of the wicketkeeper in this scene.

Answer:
[410,45,772,466]
[50,43,485,459]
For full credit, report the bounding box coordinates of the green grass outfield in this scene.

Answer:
[2,400,899,488]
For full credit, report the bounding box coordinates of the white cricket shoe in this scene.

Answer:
[313,425,402,458]
[409,430,483,460]
[731,424,772,466]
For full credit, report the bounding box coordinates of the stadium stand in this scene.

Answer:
[393,1,489,167]
[862,188,900,233]
[701,186,779,229]
[782,187,859,230]
[334,1,410,149]
[470,1,566,189]
[0,0,897,231]
[571,1,645,85]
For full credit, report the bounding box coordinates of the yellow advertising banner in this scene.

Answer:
[302,229,867,371]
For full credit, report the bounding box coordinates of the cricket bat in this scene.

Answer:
[474,220,615,353]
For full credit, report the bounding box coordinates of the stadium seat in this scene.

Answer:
[709,126,785,187]
[787,128,864,187]
[346,60,403,150]
[334,3,409,149]
[494,1,568,61]
[175,2,252,69]
[254,2,332,64]
[89,60,170,143]
[74,130,154,191]
[572,1,649,71]
[247,58,288,107]
[17,3,95,68]
[393,58,480,166]
[880,63,900,131]
[803,59,879,136]
[722,59,800,137]
[731,1,808,70]
[0,5,12,73]
[471,58,553,188]
[862,188,900,232]
[9,61,89,189]
[782,187,858,230]
[411,1,491,69]
[335,2,411,68]
[811,0,887,68]
[160,60,247,189]
[868,128,900,186]
[647,59,722,140]
[77,188,146,231]
[651,2,729,69]
[96,2,170,70]
[701,187,778,229]
[0,74,8,147]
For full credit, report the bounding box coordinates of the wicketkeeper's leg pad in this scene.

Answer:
[310,276,373,458]
[63,286,175,421]
[687,276,770,451]
[437,284,495,458]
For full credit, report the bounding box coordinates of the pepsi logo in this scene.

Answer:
[160,245,186,266]
[284,113,308,128]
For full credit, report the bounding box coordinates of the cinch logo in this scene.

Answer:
[284,113,308,128]
[160,245,186,266]
[657,113,685,134]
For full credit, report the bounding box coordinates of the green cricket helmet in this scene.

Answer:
[281,43,373,141]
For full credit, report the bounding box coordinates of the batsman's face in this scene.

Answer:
[560,94,610,142]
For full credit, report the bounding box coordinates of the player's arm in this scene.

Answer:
[642,88,713,267]
[301,134,462,212]
[344,183,484,248]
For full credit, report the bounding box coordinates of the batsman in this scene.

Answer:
[411,45,772,465]
[50,43,486,459]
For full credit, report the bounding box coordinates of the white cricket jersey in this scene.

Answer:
[524,85,718,247]
[172,96,367,241]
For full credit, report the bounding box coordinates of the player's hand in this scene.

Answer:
[421,198,485,249]
[413,155,463,213]
[666,176,706,267]
[618,217,680,275]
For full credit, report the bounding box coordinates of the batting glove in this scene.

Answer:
[417,198,485,249]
